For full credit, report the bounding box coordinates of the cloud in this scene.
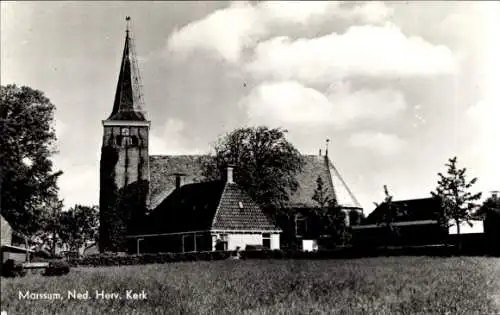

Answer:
[54,118,67,139]
[247,23,458,83]
[240,80,407,127]
[348,131,407,156]
[52,160,98,209]
[344,1,394,24]
[150,118,204,155]
[167,1,394,63]
[167,2,265,63]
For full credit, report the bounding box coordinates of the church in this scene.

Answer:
[98,20,363,254]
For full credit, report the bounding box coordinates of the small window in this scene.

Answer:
[262,233,271,249]
[115,135,123,146]
[131,136,139,146]
[238,201,244,209]
[295,214,307,238]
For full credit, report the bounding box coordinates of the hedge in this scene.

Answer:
[67,245,487,267]
[44,260,71,276]
[68,251,234,267]
[1,259,27,277]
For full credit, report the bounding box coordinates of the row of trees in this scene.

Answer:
[1,84,99,255]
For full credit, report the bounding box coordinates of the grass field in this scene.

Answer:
[1,257,499,314]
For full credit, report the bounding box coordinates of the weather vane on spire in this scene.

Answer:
[125,16,131,35]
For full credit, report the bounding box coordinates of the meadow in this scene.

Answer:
[1,257,499,315]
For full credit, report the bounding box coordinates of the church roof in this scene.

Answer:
[148,154,362,211]
[107,24,147,121]
[147,180,279,233]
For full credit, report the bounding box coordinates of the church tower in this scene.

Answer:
[99,18,150,252]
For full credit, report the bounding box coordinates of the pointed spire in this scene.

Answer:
[108,17,146,121]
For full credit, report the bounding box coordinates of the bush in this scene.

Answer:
[43,260,71,276]
[1,259,27,278]
[69,251,234,267]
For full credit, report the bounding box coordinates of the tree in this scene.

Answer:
[477,192,500,253]
[311,176,349,247]
[201,126,304,217]
[312,176,332,208]
[34,197,64,255]
[59,205,99,253]
[0,84,62,242]
[374,185,405,248]
[431,157,482,249]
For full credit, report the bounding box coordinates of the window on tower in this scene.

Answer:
[115,135,123,146]
[131,136,139,146]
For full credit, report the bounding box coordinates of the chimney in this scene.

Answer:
[172,173,186,190]
[226,165,234,184]
[319,149,322,156]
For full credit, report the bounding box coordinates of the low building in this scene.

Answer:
[1,215,33,263]
[1,215,12,247]
[146,153,363,251]
[352,197,448,247]
[128,166,281,253]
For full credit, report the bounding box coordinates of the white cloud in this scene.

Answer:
[348,131,407,156]
[167,1,394,63]
[55,118,67,139]
[150,118,204,155]
[240,80,406,127]
[247,23,458,83]
[347,1,394,24]
[54,162,98,209]
[257,1,339,25]
[167,2,265,63]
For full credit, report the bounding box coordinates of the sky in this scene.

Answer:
[1,1,499,213]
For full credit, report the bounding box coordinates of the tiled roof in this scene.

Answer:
[213,183,279,231]
[148,155,208,209]
[146,181,279,233]
[364,197,441,225]
[287,155,336,208]
[148,154,359,210]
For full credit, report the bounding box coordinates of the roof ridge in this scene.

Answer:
[210,181,229,228]
[323,155,338,204]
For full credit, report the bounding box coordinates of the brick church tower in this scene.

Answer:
[99,18,150,252]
